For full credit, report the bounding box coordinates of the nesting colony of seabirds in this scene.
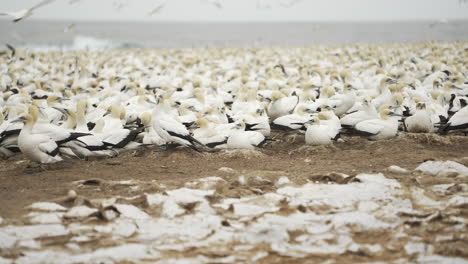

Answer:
[0,41,467,165]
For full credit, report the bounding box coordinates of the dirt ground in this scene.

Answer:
[1,132,468,263]
[1,132,467,221]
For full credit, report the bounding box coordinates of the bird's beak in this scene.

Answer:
[348,85,358,90]
[304,108,317,114]
[57,97,70,103]
[11,116,26,123]
[305,119,315,125]
[386,78,397,84]
[389,112,402,117]
[104,109,111,116]
[52,106,68,115]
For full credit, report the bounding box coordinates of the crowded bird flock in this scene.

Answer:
[0,42,468,164]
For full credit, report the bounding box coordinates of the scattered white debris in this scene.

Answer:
[276,176,290,186]
[237,175,247,185]
[185,177,227,190]
[18,239,41,249]
[64,206,98,218]
[112,219,138,237]
[405,242,427,255]
[447,196,468,208]
[431,183,456,194]
[233,203,279,217]
[417,255,468,264]
[410,187,443,209]
[415,160,468,176]
[0,173,464,263]
[0,256,12,264]
[113,204,150,220]
[0,232,16,249]
[2,224,68,241]
[28,212,63,224]
[28,202,67,212]
[387,165,409,174]
[218,167,236,173]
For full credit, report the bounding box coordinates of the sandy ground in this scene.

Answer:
[0,132,468,263]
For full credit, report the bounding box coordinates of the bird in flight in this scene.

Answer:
[0,0,55,23]
[64,23,76,33]
[203,0,223,9]
[279,0,303,8]
[148,0,167,16]
[113,1,127,11]
[256,0,272,10]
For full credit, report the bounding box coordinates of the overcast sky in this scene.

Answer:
[1,0,468,22]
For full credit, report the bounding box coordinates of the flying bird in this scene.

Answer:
[256,0,272,9]
[113,1,127,11]
[64,23,76,33]
[279,0,303,8]
[148,1,167,16]
[0,0,55,23]
[429,18,449,28]
[202,0,223,9]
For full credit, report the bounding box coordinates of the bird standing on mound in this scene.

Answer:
[15,112,62,165]
[439,104,468,135]
[304,117,338,146]
[352,108,401,140]
[404,102,434,133]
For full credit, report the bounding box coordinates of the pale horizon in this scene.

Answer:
[1,0,468,22]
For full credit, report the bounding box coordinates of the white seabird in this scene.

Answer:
[267,91,299,120]
[152,100,209,152]
[227,127,266,150]
[148,0,167,16]
[271,105,314,131]
[0,0,55,23]
[353,108,401,140]
[439,105,468,135]
[304,116,338,146]
[404,102,434,133]
[15,113,62,164]
[340,99,379,128]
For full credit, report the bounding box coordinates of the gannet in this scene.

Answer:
[152,100,209,152]
[0,110,20,158]
[271,105,314,131]
[26,105,91,157]
[237,108,271,136]
[353,109,400,140]
[304,117,338,145]
[340,99,378,128]
[202,0,223,9]
[404,103,434,133]
[267,91,299,120]
[316,105,341,134]
[148,0,167,16]
[192,116,229,149]
[63,104,117,159]
[328,83,357,117]
[227,129,266,150]
[0,0,55,23]
[139,112,165,145]
[439,105,468,134]
[15,113,62,165]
